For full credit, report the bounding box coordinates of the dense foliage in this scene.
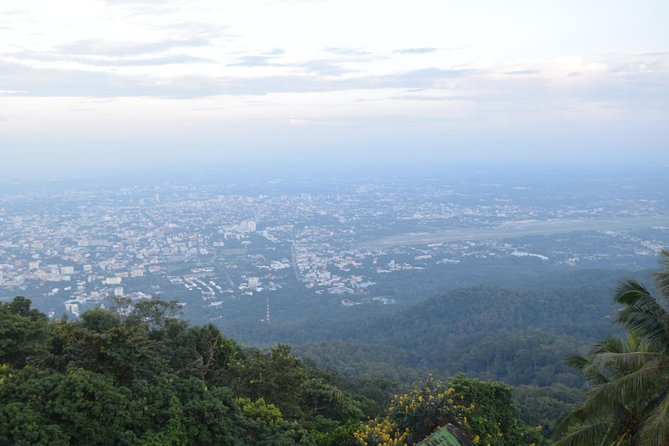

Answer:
[0,297,369,445]
[289,285,621,434]
[555,249,669,445]
[0,295,550,445]
[354,375,545,446]
[252,283,623,389]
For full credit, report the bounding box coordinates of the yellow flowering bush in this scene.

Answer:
[354,375,546,446]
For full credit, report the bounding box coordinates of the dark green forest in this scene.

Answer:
[0,296,541,445]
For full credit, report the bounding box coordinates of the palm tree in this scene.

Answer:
[555,334,653,445]
[556,249,669,446]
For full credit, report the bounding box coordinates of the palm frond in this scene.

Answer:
[592,336,626,355]
[616,279,653,306]
[565,354,591,371]
[582,361,666,416]
[618,311,669,352]
[639,389,669,446]
[593,351,662,374]
[553,420,612,446]
[655,248,669,301]
[615,282,669,350]
[555,406,588,433]
[605,425,629,446]
[572,357,612,386]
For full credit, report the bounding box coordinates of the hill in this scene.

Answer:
[0,296,544,445]
[272,286,618,386]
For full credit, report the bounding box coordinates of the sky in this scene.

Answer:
[1,0,668,178]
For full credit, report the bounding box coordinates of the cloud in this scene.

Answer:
[0,60,477,98]
[264,48,285,55]
[299,59,350,76]
[391,94,472,101]
[269,0,324,4]
[503,69,540,75]
[382,67,478,86]
[65,55,214,67]
[56,38,209,56]
[230,55,281,67]
[324,47,371,56]
[289,118,307,126]
[2,53,668,112]
[0,61,149,97]
[574,72,669,108]
[394,48,439,54]
[0,47,216,68]
[0,9,26,16]
[103,0,156,3]
[0,60,478,98]
[0,50,213,68]
[101,0,182,12]
[161,21,233,40]
[610,58,668,74]
[229,48,285,67]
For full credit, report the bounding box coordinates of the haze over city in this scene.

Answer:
[3,2,669,445]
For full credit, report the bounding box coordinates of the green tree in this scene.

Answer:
[128,297,182,330]
[0,297,370,445]
[0,297,50,367]
[230,345,309,419]
[556,335,652,445]
[0,367,140,445]
[51,315,164,384]
[355,375,545,446]
[556,249,669,446]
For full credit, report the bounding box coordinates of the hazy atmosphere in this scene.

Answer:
[2,2,669,446]
[2,0,668,178]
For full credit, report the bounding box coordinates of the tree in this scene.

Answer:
[0,297,50,367]
[556,334,652,445]
[0,367,141,445]
[556,249,669,446]
[355,375,545,446]
[51,314,164,384]
[0,298,370,444]
[128,297,182,330]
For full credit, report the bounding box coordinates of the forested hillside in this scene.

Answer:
[0,296,543,445]
[245,284,617,398]
[278,285,621,436]
[0,297,368,445]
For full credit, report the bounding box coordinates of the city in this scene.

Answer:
[1,171,667,324]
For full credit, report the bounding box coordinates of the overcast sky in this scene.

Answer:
[1,0,668,177]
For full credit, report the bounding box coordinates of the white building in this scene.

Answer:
[64,301,80,316]
[61,266,75,275]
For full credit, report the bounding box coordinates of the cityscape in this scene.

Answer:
[1,171,667,323]
[2,0,668,443]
